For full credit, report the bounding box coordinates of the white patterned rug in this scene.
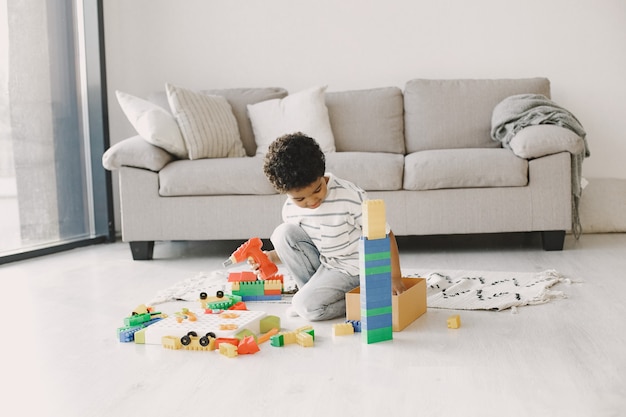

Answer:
[405,269,570,311]
[149,267,572,311]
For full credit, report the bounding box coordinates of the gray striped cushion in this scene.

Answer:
[166,83,246,159]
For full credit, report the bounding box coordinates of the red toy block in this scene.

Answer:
[228,271,258,282]
[237,335,260,354]
[214,337,240,349]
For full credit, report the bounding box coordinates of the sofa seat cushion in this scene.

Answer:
[325,152,404,191]
[403,149,528,191]
[159,157,277,196]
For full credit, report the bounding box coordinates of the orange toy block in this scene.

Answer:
[228,271,258,282]
[257,328,279,344]
[237,335,260,354]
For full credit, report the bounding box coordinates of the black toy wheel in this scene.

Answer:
[199,336,210,346]
[216,290,224,298]
[181,335,191,346]
[187,331,198,337]
[206,332,216,339]
[199,292,207,300]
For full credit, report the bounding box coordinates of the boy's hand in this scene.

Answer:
[247,250,281,276]
[392,275,406,295]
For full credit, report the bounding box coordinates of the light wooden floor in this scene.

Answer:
[1,233,625,417]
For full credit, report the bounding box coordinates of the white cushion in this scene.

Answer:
[166,83,246,160]
[247,86,336,156]
[102,136,174,172]
[509,125,584,159]
[115,90,187,159]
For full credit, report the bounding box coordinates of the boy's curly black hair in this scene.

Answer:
[263,132,326,193]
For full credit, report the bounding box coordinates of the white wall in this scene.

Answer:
[103,0,626,229]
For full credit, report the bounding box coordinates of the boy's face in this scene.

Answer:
[287,176,328,209]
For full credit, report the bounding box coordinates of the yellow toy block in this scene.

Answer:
[296,332,314,347]
[162,335,182,350]
[282,331,297,345]
[219,342,238,358]
[231,282,240,291]
[332,322,355,336]
[447,314,461,329]
[362,199,387,240]
[264,280,283,293]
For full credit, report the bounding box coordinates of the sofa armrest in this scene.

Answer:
[102,135,176,172]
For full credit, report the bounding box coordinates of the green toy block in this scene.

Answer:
[235,328,256,341]
[260,315,281,334]
[270,334,284,347]
[362,327,393,344]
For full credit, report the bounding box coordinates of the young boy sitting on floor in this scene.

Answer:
[258,132,405,321]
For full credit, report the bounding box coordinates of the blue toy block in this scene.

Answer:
[346,320,362,332]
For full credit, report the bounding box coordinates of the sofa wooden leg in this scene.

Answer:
[541,231,565,251]
[129,241,155,260]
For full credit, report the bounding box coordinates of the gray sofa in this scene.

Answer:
[103,78,574,260]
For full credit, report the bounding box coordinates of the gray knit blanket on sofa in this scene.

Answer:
[490,94,590,238]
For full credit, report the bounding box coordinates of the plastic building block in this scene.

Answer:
[260,315,281,334]
[296,332,314,347]
[270,326,315,347]
[332,322,355,336]
[235,328,256,341]
[270,333,284,347]
[257,328,279,344]
[161,335,182,350]
[214,337,240,349]
[175,308,197,323]
[219,342,238,358]
[118,317,163,342]
[137,309,266,345]
[362,199,387,240]
[447,314,461,329]
[237,335,260,354]
[161,331,216,351]
[359,199,393,344]
[346,320,362,333]
[228,271,258,282]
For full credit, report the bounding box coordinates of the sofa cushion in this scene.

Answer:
[158,157,277,196]
[115,90,187,159]
[148,87,289,157]
[509,125,584,159]
[325,152,404,191]
[102,135,174,172]
[403,149,528,191]
[200,87,288,156]
[166,84,246,160]
[403,78,551,153]
[326,87,405,154]
[247,86,336,156]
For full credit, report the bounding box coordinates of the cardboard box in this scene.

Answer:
[345,277,427,331]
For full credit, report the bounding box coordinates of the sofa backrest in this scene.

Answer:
[403,78,551,153]
[326,87,405,154]
[149,87,288,157]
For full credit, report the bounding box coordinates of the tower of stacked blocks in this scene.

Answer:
[359,199,393,344]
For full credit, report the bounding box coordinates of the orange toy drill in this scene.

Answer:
[223,237,278,280]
